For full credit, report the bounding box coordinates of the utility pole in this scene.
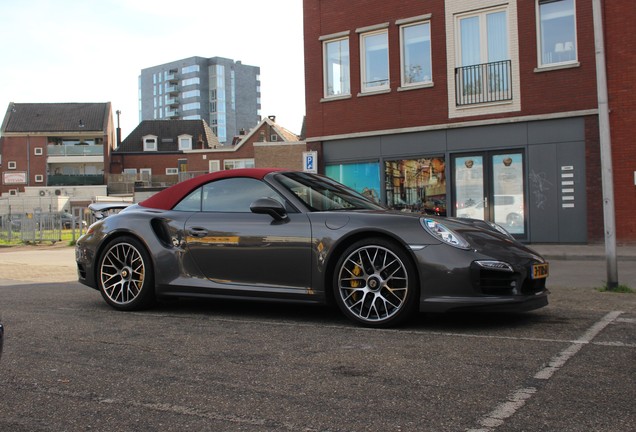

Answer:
[592,0,618,289]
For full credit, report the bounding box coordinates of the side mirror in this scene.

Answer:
[250,198,288,221]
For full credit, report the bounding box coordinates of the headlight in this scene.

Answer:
[421,218,470,249]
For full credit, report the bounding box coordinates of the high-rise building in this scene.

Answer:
[139,56,261,144]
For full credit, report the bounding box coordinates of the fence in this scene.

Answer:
[0,208,91,244]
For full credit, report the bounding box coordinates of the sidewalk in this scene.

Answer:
[530,243,636,261]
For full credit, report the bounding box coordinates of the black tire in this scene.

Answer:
[333,237,419,327]
[97,236,155,311]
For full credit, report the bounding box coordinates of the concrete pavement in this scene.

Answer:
[0,242,635,289]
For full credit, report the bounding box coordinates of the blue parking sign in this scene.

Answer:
[303,151,317,173]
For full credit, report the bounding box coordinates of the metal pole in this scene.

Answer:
[592,0,618,289]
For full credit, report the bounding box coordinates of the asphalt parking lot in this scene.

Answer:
[0,246,635,431]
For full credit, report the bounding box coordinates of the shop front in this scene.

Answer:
[321,116,590,244]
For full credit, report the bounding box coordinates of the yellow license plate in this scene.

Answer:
[531,263,549,279]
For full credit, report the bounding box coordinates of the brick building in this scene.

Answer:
[110,116,302,195]
[303,0,635,243]
[0,102,114,196]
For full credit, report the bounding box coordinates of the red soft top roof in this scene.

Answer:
[138,168,283,210]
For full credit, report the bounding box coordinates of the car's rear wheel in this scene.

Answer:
[334,238,418,327]
[97,236,155,311]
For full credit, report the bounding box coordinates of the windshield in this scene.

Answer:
[276,172,386,212]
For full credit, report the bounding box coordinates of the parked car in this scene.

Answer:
[76,169,549,327]
[60,212,86,229]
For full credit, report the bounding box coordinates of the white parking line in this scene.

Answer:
[466,310,624,432]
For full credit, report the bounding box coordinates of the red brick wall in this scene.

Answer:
[0,136,48,193]
[304,0,598,138]
[604,2,636,242]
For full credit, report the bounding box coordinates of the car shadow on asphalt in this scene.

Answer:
[145,296,549,331]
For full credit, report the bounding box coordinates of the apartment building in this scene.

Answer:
[0,102,114,197]
[303,0,635,243]
[139,56,261,144]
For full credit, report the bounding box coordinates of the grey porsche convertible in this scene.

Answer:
[76,168,549,327]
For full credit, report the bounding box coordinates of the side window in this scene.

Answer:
[201,178,285,212]
[174,188,203,211]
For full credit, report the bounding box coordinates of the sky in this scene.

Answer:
[0,0,306,136]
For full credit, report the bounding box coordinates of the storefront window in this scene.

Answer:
[384,158,447,215]
[325,162,381,203]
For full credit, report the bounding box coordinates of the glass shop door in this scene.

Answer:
[452,151,526,238]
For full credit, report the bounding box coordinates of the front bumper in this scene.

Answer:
[412,243,549,313]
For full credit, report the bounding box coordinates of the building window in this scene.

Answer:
[325,162,381,203]
[35,174,44,183]
[140,168,152,179]
[182,64,200,74]
[178,135,192,151]
[385,158,447,215]
[399,19,432,87]
[209,160,221,172]
[8,161,16,170]
[270,134,278,141]
[456,7,510,105]
[322,34,351,98]
[166,168,178,175]
[182,102,200,111]
[182,89,200,99]
[143,136,157,152]
[537,0,577,67]
[224,159,255,170]
[360,28,389,93]
[182,77,200,86]
[34,147,43,156]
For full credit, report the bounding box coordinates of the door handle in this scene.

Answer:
[188,227,208,238]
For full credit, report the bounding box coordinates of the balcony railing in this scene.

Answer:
[47,144,104,156]
[48,174,104,186]
[455,60,512,106]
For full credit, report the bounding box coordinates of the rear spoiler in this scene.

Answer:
[88,202,132,220]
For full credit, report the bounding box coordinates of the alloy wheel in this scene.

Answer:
[337,245,409,323]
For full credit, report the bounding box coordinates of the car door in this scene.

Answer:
[183,177,312,292]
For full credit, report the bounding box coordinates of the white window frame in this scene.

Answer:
[34,147,43,156]
[35,174,44,183]
[536,0,578,69]
[398,15,433,89]
[224,159,255,170]
[358,25,390,94]
[123,168,137,175]
[143,135,158,152]
[178,134,193,151]
[8,161,17,170]
[270,134,278,141]
[456,6,509,67]
[321,31,351,99]
[445,0,521,118]
[9,189,18,196]
[166,168,179,175]
[209,160,221,172]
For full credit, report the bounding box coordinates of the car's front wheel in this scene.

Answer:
[334,238,419,327]
[97,236,155,311]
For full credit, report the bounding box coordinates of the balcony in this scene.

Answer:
[47,144,104,156]
[165,109,180,119]
[455,60,512,106]
[165,85,179,95]
[48,174,104,186]
[166,98,179,107]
